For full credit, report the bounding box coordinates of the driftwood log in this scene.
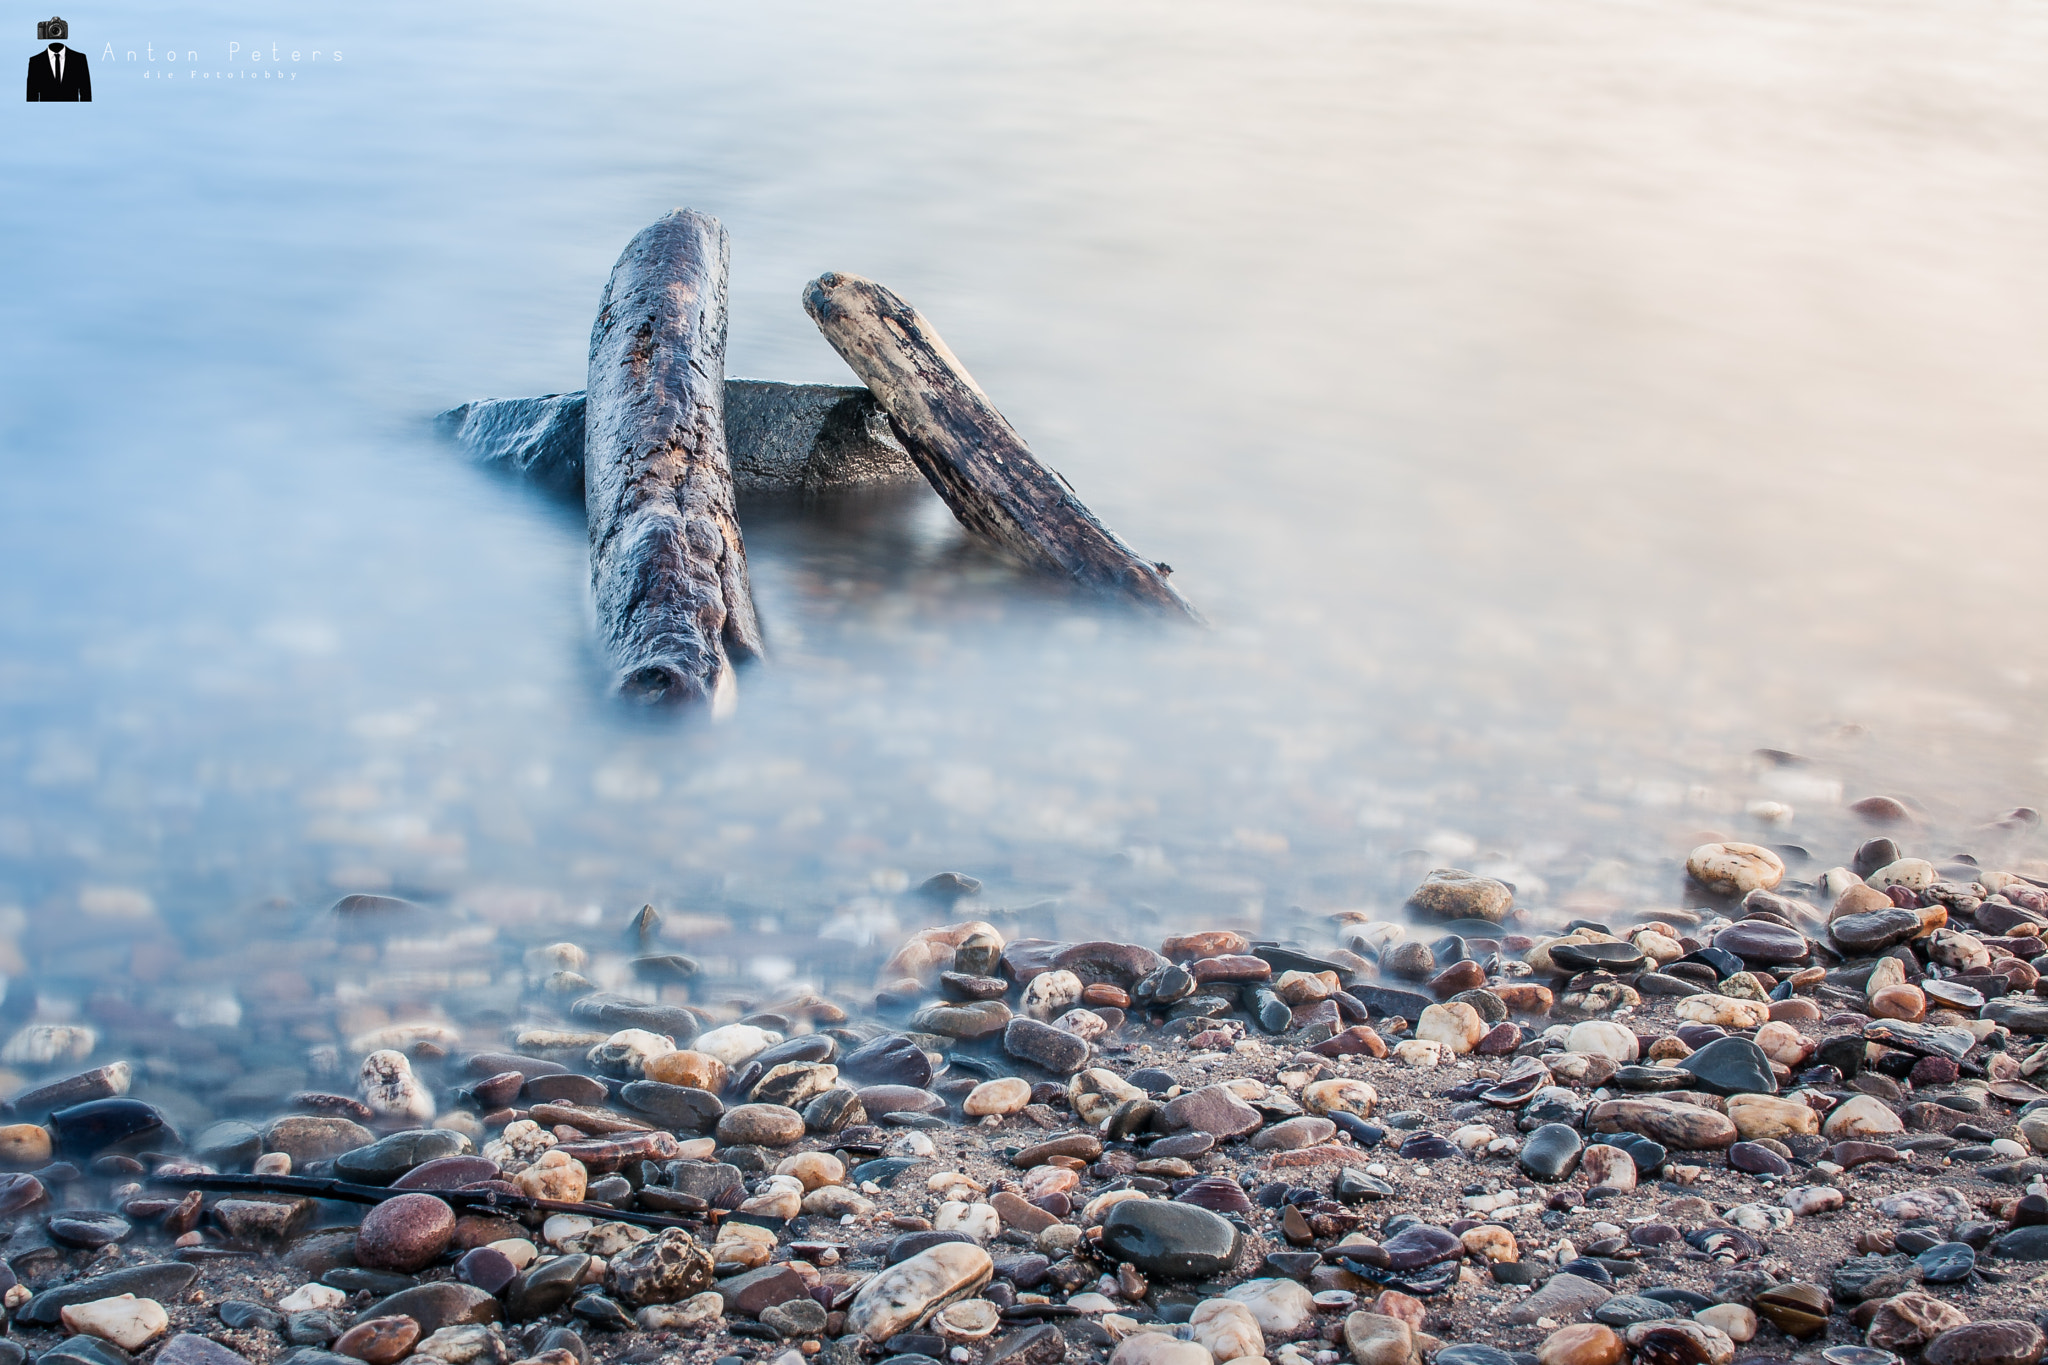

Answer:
[585,210,763,707]
[436,380,918,502]
[803,273,1200,622]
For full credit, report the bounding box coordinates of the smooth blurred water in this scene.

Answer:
[5,0,2048,1028]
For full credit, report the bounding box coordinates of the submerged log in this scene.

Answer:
[585,210,763,706]
[436,380,918,501]
[803,272,1200,622]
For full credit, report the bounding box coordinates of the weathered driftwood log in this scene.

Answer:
[586,210,763,707]
[803,272,1200,622]
[436,380,918,501]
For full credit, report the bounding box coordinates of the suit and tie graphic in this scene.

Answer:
[27,15,89,102]
[27,43,89,100]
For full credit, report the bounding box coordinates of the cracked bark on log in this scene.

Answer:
[802,272,1200,623]
[586,210,763,707]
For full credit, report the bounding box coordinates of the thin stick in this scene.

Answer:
[148,1172,714,1232]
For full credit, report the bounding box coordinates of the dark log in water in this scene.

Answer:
[435,381,918,501]
[585,210,764,707]
[802,272,1200,622]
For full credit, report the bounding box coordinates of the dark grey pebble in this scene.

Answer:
[1915,1242,1975,1283]
[217,1301,283,1333]
[1517,1124,1583,1182]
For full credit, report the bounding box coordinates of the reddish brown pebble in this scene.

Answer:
[1832,1141,1904,1170]
[332,1316,420,1365]
[163,1188,202,1237]
[1427,961,1486,998]
[1189,955,1273,983]
[1310,1025,1387,1059]
[1768,998,1821,1022]
[1492,984,1554,1015]
[1850,795,1914,824]
[1081,983,1130,1009]
[354,1192,456,1273]
[470,1071,525,1109]
[1475,1022,1522,1055]
[1909,1055,1960,1086]
[1161,931,1251,962]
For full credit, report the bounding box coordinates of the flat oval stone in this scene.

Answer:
[391,1157,499,1191]
[523,1074,607,1107]
[501,1256,589,1322]
[853,1086,945,1118]
[1380,1223,1461,1270]
[569,994,700,1045]
[1678,1036,1777,1096]
[1594,1295,1676,1327]
[1551,942,1648,973]
[619,1080,723,1132]
[330,1316,418,1365]
[1517,1124,1583,1182]
[755,1035,836,1069]
[1436,1348,1518,1365]
[49,1099,169,1158]
[1408,870,1514,924]
[455,1247,516,1295]
[1727,1142,1791,1176]
[1146,1132,1215,1159]
[46,1210,128,1248]
[1676,949,1744,981]
[845,1243,995,1340]
[466,1052,568,1082]
[1397,1132,1456,1161]
[1175,1176,1253,1215]
[335,1130,473,1186]
[1831,909,1923,955]
[1915,1242,1975,1284]
[715,1103,806,1146]
[1051,942,1167,988]
[887,1231,976,1264]
[1096,1201,1242,1278]
[1714,920,1808,965]
[1587,1099,1736,1150]
[355,1193,455,1273]
[1922,980,1985,1012]
[357,1282,499,1335]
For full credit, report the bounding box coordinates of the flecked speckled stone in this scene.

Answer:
[354,1195,455,1274]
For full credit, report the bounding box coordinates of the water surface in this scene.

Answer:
[4,0,2047,1089]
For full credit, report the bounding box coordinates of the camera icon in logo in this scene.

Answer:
[35,17,67,39]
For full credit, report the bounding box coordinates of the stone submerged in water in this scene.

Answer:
[1001,1019,1090,1074]
[1712,919,1808,965]
[1406,870,1514,924]
[1686,843,1784,896]
[353,1194,455,1273]
[1096,1200,1242,1279]
[335,1130,472,1185]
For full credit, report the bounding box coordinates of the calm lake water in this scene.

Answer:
[4,0,2047,1074]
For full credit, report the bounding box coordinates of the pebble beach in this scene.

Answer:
[0,825,2042,1365]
